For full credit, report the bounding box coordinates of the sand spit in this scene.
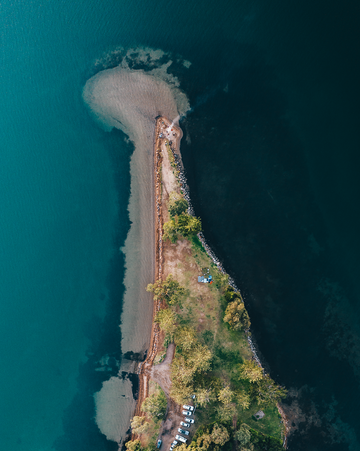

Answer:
[82,51,189,447]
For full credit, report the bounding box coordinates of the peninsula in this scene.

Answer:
[126,117,288,451]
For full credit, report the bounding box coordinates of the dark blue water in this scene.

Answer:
[1,0,359,450]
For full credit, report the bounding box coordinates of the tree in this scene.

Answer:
[210,424,230,446]
[223,299,250,331]
[170,378,193,404]
[216,402,237,422]
[125,439,142,451]
[195,433,212,451]
[235,424,253,450]
[155,308,177,338]
[255,374,287,407]
[239,360,263,383]
[177,214,202,237]
[130,416,150,435]
[163,213,202,243]
[187,344,212,373]
[174,326,197,350]
[172,354,196,385]
[217,386,234,404]
[168,192,188,217]
[163,218,178,243]
[216,386,236,422]
[176,445,188,451]
[195,387,216,407]
[141,391,167,420]
[147,275,185,306]
[236,389,251,410]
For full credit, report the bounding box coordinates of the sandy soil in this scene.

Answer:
[151,343,175,396]
[151,344,186,450]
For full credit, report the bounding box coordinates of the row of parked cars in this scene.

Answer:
[169,405,196,451]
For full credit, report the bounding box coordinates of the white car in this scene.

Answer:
[182,405,194,411]
[182,410,192,416]
[180,421,190,428]
[171,441,178,447]
[178,428,190,436]
[186,418,195,424]
[175,435,187,444]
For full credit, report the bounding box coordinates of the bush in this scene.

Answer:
[163,213,202,243]
[147,275,186,306]
[125,439,143,451]
[141,391,167,420]
[168,192,188,217]
[130,416,150,435]
[223,299,250,331]
[250,429,283,451]
[155,308,178,338]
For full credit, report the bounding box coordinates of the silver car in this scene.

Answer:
[182,405,194,411]
[182,410,192,416]
[180,421,190,428]
[178,428,189,436]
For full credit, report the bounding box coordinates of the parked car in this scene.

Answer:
[180,421,190,428]
[182,410,192,416]
[182,405,194,411]
[157,440,162,449]
[178,428,190,436]
[171,441,178,447]
[186,419,195,424]
[175,435,187,444]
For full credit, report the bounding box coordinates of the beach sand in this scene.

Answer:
[83,59,189,446]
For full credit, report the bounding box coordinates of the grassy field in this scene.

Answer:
[161,233,283,442]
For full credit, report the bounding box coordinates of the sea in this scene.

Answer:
[0,1,359,450]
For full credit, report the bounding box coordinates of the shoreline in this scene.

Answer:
[133,116,183,420]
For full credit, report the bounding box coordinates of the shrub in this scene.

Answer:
[141,391,167,420]
[168,192,188,217]
[223,299,250,331]
[239,360,263,383]
[147,275,186,306]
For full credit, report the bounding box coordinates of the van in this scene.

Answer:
[175,435,187,444]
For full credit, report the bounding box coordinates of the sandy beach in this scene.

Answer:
[82,56,189,447]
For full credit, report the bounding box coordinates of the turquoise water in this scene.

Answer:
[1,0,360,450]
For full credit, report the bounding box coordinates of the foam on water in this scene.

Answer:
[83,47,190,445]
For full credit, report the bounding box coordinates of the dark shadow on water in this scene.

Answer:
[179,40,358,451]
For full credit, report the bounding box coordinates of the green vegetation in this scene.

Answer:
[147,274,186,306]
[223,297,251,331]
[127,383,167,451]
[163,213,202,243]
[125,439,142,451]
[239,361,263,383]
[168,191,189,217]
[151,271,286,447]
[127,137,287,451]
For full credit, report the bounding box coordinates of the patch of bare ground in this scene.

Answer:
[151,344,185,450]
[151,343,175,397]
